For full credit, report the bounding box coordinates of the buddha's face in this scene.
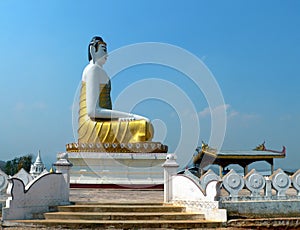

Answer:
[91,41,107,65]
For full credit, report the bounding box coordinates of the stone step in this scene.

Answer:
[75,201,164,206]
[57,204,186,213]
[6,219,224,229]
[2,202,225,229]
[44,211,205,221]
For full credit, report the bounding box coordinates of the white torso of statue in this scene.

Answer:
[82,37,148,122]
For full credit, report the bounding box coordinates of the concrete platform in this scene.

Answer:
[44,211,205,220]
[69,188,164,203]
[5,219,224,229]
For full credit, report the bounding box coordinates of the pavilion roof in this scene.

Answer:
[203,149,286,159]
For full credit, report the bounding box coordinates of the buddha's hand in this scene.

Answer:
[133,114,150,123]
[118,116,135,122]
[118,114,150,123]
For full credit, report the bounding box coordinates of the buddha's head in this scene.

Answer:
[88,36,107,65]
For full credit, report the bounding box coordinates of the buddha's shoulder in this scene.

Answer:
[83,64,107,75]
[82,64,109,82]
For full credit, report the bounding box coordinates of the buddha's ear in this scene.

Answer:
[89,45,96,64]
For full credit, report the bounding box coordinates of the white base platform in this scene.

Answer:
[65,152,168,188]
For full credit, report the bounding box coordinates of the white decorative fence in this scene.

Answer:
[163,154,300,220]
[219,168,300,201]
[0,169,8,194]
[0,169,8,210]
[163,154,227,222]
[2,157,72,220]
[183,167,300,218]
[218,168,300,218]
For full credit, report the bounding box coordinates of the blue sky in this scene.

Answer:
[0,0,299,170]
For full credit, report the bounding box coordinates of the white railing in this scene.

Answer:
[219,168,300,201]
[163,154,227,222]
[1,156,72,220]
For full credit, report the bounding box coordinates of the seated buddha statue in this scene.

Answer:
[78,36,154,147]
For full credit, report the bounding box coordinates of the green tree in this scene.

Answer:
[4,154,33,176]
[4,161,12,175]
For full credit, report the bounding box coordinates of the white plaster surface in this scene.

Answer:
[68,152,167,185]
[162,154,179,203]
[12,168,33,186]
[171,175,226,222]
[162,155,226,222]
[173,175,208,201]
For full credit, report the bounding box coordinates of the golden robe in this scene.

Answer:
[78,82,153,144]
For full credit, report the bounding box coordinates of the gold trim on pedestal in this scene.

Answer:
[66,142,168,153]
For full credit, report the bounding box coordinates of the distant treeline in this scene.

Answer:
[0,155,32,176]
[0,160,5,171]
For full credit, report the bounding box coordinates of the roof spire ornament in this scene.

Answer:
[30,150,46,178]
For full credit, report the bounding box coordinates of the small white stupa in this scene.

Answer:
[30,150,46,178]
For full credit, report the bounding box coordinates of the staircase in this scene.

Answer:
[7,202,223,229]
